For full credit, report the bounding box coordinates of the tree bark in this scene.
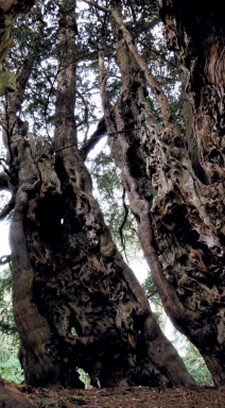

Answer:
[101,1,225,386]
[0,376,32,408]
[4,0,196,389]
[157,0,225,386]
[0,0,35,94]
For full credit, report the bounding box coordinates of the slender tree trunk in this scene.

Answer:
[101,1,225,386]
[4,0,196,388]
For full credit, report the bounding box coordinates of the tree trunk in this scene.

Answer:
[158,0,225,386]
[101,1,225,386]
[3,0,196,389]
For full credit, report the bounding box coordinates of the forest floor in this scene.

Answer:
[1,381,225,408]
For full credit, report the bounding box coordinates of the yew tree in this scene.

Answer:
[0,0,195,389]
[1,0,225,390]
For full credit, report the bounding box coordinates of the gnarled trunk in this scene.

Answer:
[158,0,225,386]
[4,0,195,389]
[101,1,225,386]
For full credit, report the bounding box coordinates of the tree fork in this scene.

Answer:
[4,0,197,388]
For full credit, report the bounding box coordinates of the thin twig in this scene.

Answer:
[0,255,11,265]
[0,197,14,220]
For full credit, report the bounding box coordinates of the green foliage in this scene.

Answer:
[88,147,140,259]
[0,267,15,334]
[77,368,91,389]
[0,333,23,383]
[183,342,213,386]
[167,325,213,386]
[0,268,24,383]
[142,271,161,306]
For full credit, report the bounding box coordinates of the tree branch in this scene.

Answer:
[98,49,111,113]
[119,187,129,261]
[0,254,11,265]
[82,0,110,13]
[81,117,107,160]
[111,7,179,135]
[76,89,89,141]
[0,197,14,220]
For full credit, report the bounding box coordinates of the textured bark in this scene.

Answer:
[0,0,35,94]
[157,1,225,386]
[101,1,225,386]
[0,0,34,13]
[3,0,196,389]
